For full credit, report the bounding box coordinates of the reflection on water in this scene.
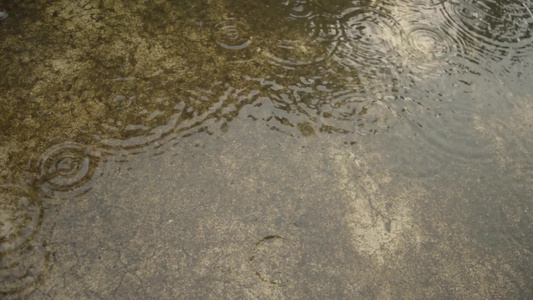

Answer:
[1,0,532,298]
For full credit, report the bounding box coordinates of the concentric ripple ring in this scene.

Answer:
[0,186,43,254]
[441,0,533,59]
[213,19,253,50]
[38,142,101,200]
[334,6,405,68]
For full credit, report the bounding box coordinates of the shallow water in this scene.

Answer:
[1,0,532,298]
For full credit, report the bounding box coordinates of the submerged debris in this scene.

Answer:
[0,9,8,20]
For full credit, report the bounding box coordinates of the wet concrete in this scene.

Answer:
[1,0,532,299]
[16,121,530,299]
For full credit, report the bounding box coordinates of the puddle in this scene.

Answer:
[1,0,532,298]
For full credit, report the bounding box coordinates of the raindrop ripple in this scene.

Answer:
[0,186,43,254]
[38,142,101,201]
[213,19,253,51]
[441,0,533,60]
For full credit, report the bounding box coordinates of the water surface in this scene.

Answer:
[1,0,532,298]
